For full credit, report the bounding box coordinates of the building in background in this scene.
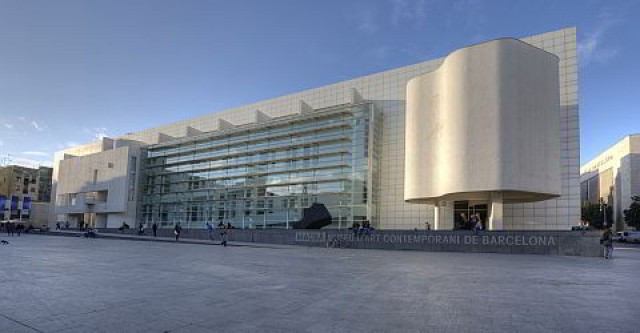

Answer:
[0,165,53,202]
[0,165,53,224]
[52,27,579,231]
[580,134,640,230]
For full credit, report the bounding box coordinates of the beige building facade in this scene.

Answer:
[0,165,52,202]
[52,28,580,230]
[53,138,142,228]
[1,165,52,223]
[580,134,640,229]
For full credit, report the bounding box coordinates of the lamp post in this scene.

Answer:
[600,198,608,229]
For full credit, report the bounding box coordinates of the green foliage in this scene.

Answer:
[581,201,613,230]
[623,196,640,230]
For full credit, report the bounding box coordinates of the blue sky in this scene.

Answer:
[0,0,638,168]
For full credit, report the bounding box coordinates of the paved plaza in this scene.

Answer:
[1,235,639,333]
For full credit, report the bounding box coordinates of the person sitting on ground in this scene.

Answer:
[84,227,98,238]
[118,221,130,233]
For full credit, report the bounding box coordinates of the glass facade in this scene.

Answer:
[140,103,381,229]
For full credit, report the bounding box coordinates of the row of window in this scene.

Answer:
[147,109,370,157]
[140,104,376,229]
[144,146,362,175]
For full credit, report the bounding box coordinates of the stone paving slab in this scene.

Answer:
[1,234,639,332]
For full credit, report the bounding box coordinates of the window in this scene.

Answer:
[92,169,98,184]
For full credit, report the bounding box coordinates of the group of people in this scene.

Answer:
[170,221,231,246]
[204,221,232,246]
[116,221,231,246]
[3,222,28,236]
[457,212,484,233]
[350,221,375,236]
[55,221,71,230]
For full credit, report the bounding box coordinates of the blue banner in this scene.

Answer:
[10,195,18,211]
[23,196,32,210]
[0,195,5,210]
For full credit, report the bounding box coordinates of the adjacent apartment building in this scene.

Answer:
[51,27,580,231]
[580,134,640,229]
[0,165,53,222]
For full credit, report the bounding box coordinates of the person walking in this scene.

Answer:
[174,222,182,242]
[468,214,478,231]
[16,224,23,237]
[456,213,468,230]
[218,221,225,243]
[220,222,228,247]
[600,227,614,259]
[138,223,145,236]
[206,222,214,241]
[56,222,61,230]
[152,222,157,237]
[6,222,14,237]
[473,213,483,235]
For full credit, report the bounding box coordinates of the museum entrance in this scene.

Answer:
[453,201,488,230]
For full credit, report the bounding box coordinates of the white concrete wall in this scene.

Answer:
[53,139,142,228]
[56,146,130,212]
[405,38,561,204]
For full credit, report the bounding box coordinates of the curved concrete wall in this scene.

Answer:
[405,38,561,204]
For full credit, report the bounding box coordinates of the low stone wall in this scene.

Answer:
[100,228,602,257]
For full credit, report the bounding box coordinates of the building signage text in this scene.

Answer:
[295,232,556,247]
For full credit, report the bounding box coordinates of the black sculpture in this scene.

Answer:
[292,203,332,229]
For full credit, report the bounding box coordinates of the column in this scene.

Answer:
[433,202,444,230]
[489,192,504,230]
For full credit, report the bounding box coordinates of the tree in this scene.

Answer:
[623,196,640,230]
[581,200,613,230]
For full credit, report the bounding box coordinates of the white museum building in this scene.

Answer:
[51,27,580,231]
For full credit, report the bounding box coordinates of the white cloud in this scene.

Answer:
[3,123,13,129]
[368,45,391,60]
[18,116,26,121]
[93,127,109,140]
[31,120,44,131]
[578,10,620,67]
[350,4,378,34]
[390,0,427,27]
[7,156,53,168]
[20,151,51,157]
[65,141,80,148]
[0,139,4,147]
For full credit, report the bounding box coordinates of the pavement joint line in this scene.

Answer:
[42,231,291,250]
[0,313,44,333]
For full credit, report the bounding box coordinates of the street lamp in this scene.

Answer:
[600,198,608,229]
